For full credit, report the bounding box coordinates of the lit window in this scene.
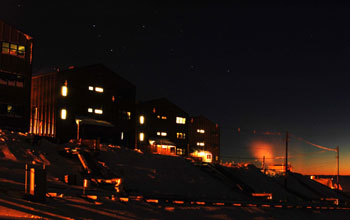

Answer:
[94,109,103,114]
[60,109,67,120]
[197,129,205,134]
[127,111,131,119]
[176,117,186,124]
[197,142,205,147]
[18,45,25,58]
[157,132,167,136]
[7,105,12,113]
[10,44,17,55]
[215,156,219,161]
[139,132,144,141]
[88,108,93,113]
[157,115,167,120]
[88,86,94,91]
[176,132,186,139]
[61,86,68,96]
[139,115,145,124]
[121,132,124,140]
[1,42,9,54]
[177,148,183,155]
[95,87,104,93]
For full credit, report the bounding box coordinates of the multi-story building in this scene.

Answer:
[0,20,33,131]
[188,116,220,163]
[136,98,189,156]
[30,64,135,146]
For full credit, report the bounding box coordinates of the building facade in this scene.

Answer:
[30,64,135,146]
[136,98,189,156]
[0,20,33,131]
[188,116,220,163]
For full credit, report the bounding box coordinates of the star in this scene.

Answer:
[92,24,96,28]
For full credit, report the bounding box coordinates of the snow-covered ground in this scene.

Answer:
[1,129,350,219]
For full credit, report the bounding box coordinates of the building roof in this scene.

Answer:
[0,20,33,41]
[141,97,188,115]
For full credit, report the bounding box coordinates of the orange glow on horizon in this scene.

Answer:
[250,141,274,165]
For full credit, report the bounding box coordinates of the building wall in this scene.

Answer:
[188,116,220,163]
[30,72,57,136]
[136,98,189,155]
[0,20,33,131]
[31,64,136,147]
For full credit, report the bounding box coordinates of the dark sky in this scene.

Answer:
[2,0,350,174]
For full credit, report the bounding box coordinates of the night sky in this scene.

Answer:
[2,1,350,175]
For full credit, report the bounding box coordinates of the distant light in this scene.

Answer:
[94,109,103,114]
[88,86,94,91]
[139,115,145,124]
[127,111,131,119]
[139,132,144,141]
[95,87,104,93]
[121,132,124,140]
[61,86,68,96]
[176,117,186,124]
[60,109,67,120]
[88,108,93,113]
[197,129,205,134]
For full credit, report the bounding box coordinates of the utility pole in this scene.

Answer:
[285,131,289,189]
[336,146,339,191]
[262,155,266,174]
[262,155,265,170]
[285,131,289,173]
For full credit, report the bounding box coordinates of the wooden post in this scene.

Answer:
[285,131,289,173]
[285,131,289,190]
[336,146,339,191]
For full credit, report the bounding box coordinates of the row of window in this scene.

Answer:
[197,142,205,147]
[89,86,104,93]
[1,42,26,58]
[197,129,205,133]
[88,108,103,114]
[138,132,187,140]
[138,115,187,125]
[0,74,24,88]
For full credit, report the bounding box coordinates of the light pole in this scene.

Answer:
[75,119,82,144]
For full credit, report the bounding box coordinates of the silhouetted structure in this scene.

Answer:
[30,64,135,146]
[188,116,220,163]
[136,98,189,156]
[0,20,33,131]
